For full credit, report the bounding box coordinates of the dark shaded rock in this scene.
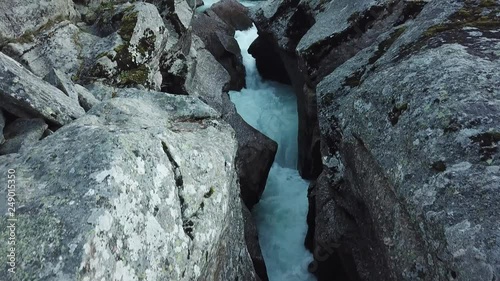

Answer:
[211,0,253,31]
[248,36,291,84]
[192,0,253,90]
[224,94,277,209]
[0,118,48,155]
[242,202,269,281]
[45,69,100,111]
[0,52,85,127]
[0,110,5,145]
[188,0,204,9]
[306,173,361,281]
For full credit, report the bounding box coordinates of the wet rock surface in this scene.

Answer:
[252,0,500,280]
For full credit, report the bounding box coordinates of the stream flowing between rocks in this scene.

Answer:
[229,26,317,281]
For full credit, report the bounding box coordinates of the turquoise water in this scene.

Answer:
[229,26,316,281]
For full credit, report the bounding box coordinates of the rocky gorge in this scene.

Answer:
[0,0,499,280]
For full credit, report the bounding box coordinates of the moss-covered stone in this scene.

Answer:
[137,29,156,57]
[423,0,500,37]
[119,65,149,86]
[388,102,408,125]
[118,11,138,42]
[7,14,67,45]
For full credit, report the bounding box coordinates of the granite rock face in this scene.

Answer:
[0,0,268,279]
[0,0,78,46]
[0,90,258,281]
[252,0,500,280]
[0,52,85,127]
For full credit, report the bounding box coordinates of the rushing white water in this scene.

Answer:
[229,26,316,281]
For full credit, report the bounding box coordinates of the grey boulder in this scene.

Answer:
[0,90,258,280]
[0,118,48,155]
[44,68,100,111]
[0,0,78,46]
[0,52,85,127]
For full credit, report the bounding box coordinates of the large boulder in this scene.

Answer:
[0,0,78,46]
[3,21,83,79]
[90,2,168,90]
[4,2,169,91]
[210,0,254,31]
[0,52,85,127]
[0,89,258,280]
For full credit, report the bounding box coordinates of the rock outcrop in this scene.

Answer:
[184,30,277,212]
[3,2,168,91]
[0,52,85,127]
[0,0,78,46]
[252,0,500,280]
[192,0,253,90]
[0,0,269,280]
[0,90,258,281]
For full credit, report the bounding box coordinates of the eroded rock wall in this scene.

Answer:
[251,0,500,280]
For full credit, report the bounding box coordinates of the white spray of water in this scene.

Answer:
[229,25,317,281]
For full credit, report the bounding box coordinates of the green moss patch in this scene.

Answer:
[119,65,149,86]
[423,0,500,37]
[118,11,138,42]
